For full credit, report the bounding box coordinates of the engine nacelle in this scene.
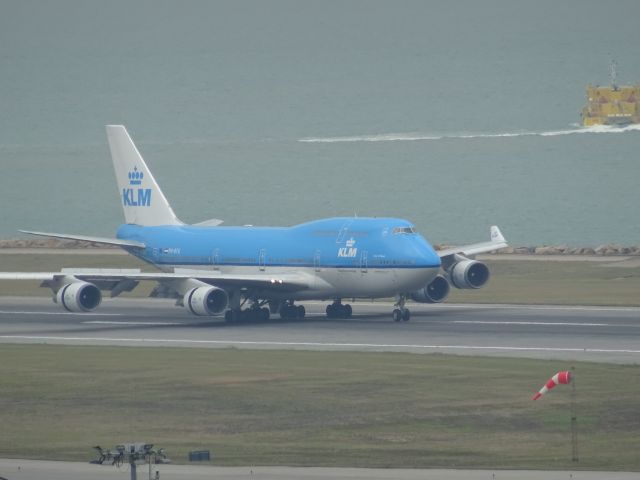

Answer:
[184,286,229,316]
[410,274,450,303]
[449,260,490,289]
[56,282,102,312]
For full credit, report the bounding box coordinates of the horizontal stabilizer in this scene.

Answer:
[19,230,145,249]
[192,218,224,227]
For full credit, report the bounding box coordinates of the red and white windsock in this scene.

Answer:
[532,371,572,400]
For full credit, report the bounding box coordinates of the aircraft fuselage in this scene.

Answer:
[118,216,441,299]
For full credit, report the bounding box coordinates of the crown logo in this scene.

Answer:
[346,237,356,247]
[128,166,144,185]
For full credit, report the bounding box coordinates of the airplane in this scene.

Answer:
[0,126,508,322]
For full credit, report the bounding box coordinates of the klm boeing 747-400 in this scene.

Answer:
[0,126,508,322]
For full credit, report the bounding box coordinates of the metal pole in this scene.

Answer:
[571,366,578,462]
[130,457,137,480]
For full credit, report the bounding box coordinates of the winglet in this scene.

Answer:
[490,226,506,244]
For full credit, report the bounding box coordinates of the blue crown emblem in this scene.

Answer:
[128,167,144,185]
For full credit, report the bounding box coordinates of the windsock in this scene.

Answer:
[532,371,571,400]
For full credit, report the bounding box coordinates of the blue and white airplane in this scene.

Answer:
[0,126,507,322]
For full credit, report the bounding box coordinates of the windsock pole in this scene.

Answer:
[532,368,578,462]
[571,366,578,462]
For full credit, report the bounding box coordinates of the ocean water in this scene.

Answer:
[1,0,639,246]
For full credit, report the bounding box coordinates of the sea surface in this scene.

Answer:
[1,0,639,246]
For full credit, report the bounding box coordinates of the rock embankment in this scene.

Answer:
[432,244,640,256]
[0,238,117,249]
[1,238,638,256]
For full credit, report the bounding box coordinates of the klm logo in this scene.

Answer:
[338,237,358,258]
[123,166,152,207]
[123,188,151,206]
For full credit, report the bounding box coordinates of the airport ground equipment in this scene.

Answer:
[91,443,170,480]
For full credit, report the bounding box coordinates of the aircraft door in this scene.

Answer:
[314,249,321,272]
[211,248,220,270]
[259,249,266,271]
[360,250,368,273]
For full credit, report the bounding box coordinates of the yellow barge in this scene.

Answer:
[581,62,640,126]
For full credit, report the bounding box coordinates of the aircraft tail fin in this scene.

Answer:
[106,125,182,226]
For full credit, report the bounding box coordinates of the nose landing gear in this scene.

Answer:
[392,295,410,322]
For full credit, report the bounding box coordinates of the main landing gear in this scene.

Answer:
[392,295,410,322]
[225,300,306,322]
[326,299,352,319]
[224,305,270,322]
[279,301,306,320]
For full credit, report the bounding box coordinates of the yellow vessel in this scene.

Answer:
[581,62,640,126]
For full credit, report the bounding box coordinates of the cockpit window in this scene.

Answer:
[392,226,417,235]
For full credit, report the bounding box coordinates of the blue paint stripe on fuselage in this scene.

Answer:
[117,217,441,270]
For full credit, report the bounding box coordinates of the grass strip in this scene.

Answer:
[0,345,638,470]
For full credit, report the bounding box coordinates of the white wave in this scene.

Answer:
[299,124,640,143]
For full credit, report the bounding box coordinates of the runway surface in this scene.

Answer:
[0,459,638,480]
[1,297,639,364]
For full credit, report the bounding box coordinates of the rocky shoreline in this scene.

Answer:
[1,238,639,256]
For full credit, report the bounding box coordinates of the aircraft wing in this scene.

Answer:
[0,269,312,294]
[19,230,145,249]
[437,226,508,258]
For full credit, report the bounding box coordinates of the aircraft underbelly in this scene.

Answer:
[161,263,437,300]
[316,267,438,297]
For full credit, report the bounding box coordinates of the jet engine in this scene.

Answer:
[448,259,490,289]
[183,286,229,316]
[410,274,450,303]
[56,282,102,312]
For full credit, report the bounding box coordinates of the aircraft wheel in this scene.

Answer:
[261,307,270,321]
[392,309,402,322]
[344,304,352,318]
[402,308,411,322]
[224,310,233,322]
[296,305,306,319]
[326,304,335,318]
[280,304,295,320]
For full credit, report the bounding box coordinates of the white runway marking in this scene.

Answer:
[454,320,613,327]
[0,310,122,316]
[1,335,640,355]
[82,321,183,326]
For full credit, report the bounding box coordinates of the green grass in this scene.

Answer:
[0,345,639,470]
[2,253,640,306]
[449,259,640,306]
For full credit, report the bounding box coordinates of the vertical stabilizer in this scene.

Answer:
[106,125,182,226]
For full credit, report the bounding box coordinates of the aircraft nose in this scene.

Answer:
[418,242,441,268]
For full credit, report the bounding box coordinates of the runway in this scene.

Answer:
[1,459,639,480]
[1,297,639,363]
[4,459,640,480]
